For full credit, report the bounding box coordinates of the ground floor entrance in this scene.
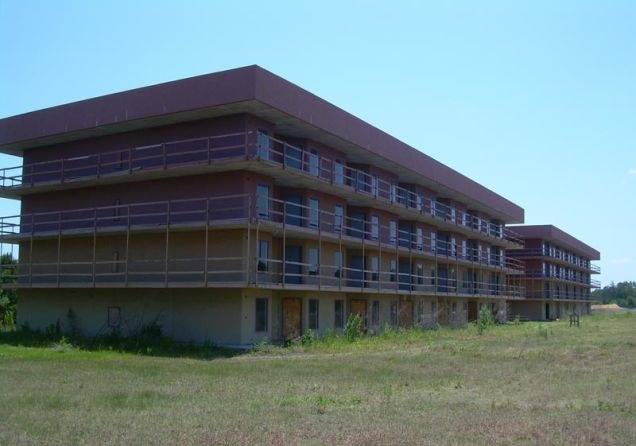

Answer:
[399,299,413,328]
[350,299,368,329]
[282,297,302,341]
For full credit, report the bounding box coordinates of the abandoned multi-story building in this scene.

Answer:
[0,66,599,346]
[506,225,600,320]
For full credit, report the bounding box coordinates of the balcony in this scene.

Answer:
[522,270,600,288]
[0,194,524,275]
[0,131,522,248]
[523,290,594,301]
[509,248,600,274]
[0,195,524,297]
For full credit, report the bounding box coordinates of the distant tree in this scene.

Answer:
[0,253,17,328]
[592,281,636,308]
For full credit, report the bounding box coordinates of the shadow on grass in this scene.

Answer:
[0,329,246,361]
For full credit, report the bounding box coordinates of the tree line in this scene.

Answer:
[592,281,636,308]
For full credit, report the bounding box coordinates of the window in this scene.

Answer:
[451,237,456,257]
[333,251,342,278]
[390,184,397,202]
[258,240,269,272]
[370,215,379,240]
[255,298,268,332]
[461,240,467,259]
[308,150,319,176]
[256,185,269,218]
[390,301,398,326]
[334,205,343,232]
[371,300,380,326]
[416,228,423,251]
[389,259,397,282]
[257,130,270,160]
[416,264,424,285]
[416,194,423,211]
[371,175,379,197]
[334,160,344,185]
[308,299,319,330]
[309,198,319,228]
[389,220,397,245]
[334,300,344,328]
[452,302,457,314]
[107,306,121,328]
[307,247,319,276]
[431,232,437,253]
[370,256,379,281]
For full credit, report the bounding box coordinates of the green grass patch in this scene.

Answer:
[0,312,634,445]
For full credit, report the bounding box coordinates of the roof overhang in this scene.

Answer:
[509,224,600,260]
[0,65,524,223]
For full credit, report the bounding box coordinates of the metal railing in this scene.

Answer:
[0,194,524,273]
[0,131,522,246]
[523,290,594,300]
[508,248,600,273]
[522,270,600,288]
[0,195,525,296]
[1,253,525,297]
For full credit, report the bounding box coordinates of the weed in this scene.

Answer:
[344,313,363,342]
[476,305,494,335]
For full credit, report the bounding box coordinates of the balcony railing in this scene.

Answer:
[523,290,594,300]
[509,248,600,273]
[522,270,600,288]
[0,194,524,273]
[0,195,525,296]
[0,251,525,297]
[0,131,522,246]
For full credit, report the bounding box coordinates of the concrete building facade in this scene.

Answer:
[506,225,600,320]
[0,66,596,345]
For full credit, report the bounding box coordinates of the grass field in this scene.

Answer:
[1,312,634,445]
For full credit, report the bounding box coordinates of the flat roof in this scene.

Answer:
[509,224,600,260]
[0,65,524,223]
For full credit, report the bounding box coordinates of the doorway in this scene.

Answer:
[399,300,414,328]
[284,245,303,284]
[467,301,478,322]
[282,298,302,341]
[348,255,364,288]
[350,299,368,329]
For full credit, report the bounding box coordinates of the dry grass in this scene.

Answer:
[0,313,634,445]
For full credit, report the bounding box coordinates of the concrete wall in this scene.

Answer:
[17,288,243,345]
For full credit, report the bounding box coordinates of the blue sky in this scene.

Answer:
[1,0,634,284]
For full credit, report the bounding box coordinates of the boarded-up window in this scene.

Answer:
[107,306,121,328]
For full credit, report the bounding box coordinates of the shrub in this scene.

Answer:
[299,329,317,346]
[476,305,494,335]
[537,324,549,339]
[344,313,363,342]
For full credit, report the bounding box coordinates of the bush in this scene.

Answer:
[299,329,317,346]
[344,313,363,342]
[476,305,494,335]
